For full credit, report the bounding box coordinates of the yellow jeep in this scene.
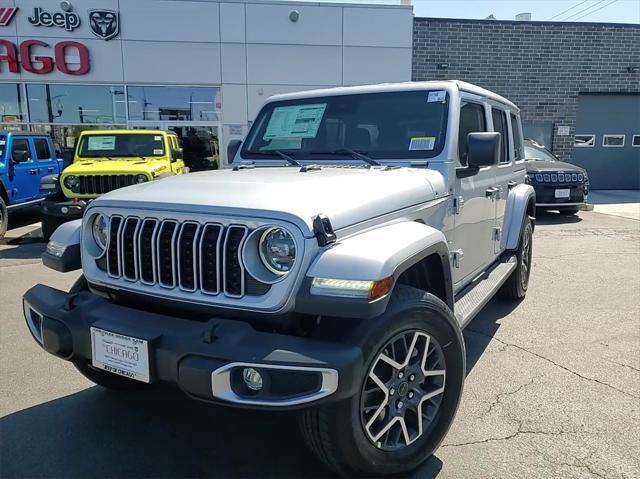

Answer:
[41,129,186,240]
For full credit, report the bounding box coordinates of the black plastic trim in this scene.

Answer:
[41,244,81,273]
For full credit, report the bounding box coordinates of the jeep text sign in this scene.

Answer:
[27,6,81,31]
[0,40,90,75]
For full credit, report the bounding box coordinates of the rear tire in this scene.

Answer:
[0,196,7,240]
[500,216,533,300]
[41,214,64,241]
[300,286,465,477]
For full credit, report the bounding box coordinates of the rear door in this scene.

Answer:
[33,137,58,199]
[7,137,40,202]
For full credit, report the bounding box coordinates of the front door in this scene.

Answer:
[6,137,40,203]
[32,137,59,200]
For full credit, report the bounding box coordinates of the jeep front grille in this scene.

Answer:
[105,216,249,297]
[78,175,137,195]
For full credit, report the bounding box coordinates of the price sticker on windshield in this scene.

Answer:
[427,91,446,103]
[263,104,327,140]
[409,137,436,151]
[87,136,116,150]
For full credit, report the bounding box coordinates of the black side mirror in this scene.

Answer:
[457,132,501,178]
[171,148,183,162]
[12,150,30,163]
[227,139,242,163]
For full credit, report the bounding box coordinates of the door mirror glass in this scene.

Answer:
[467,132,501,167]
[171,148,183,162]
[227,139,242,163]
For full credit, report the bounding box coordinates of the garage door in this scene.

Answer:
[574,94,640,190]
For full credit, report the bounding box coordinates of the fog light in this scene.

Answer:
[242,367,263,391]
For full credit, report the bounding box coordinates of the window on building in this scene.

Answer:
[0,83,26,123]
[510,113,523,161]
[574,135,595,147]
[33,138,52,160]
[603,135,625,147]
[127,86,221,122]
[458,102,486,165]
[633,135,640,147]
[491,107,509,163]
[26,84,126,124]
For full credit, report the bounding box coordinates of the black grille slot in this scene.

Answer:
[178,223,199,290]
[224,226,247,296]
[157,221,178,287]
[79,176,87,194]
[76,175,136,194]
[139,220,157,283]
[200,224,221,293]
[122,218,139,280]
[107,216,122,276]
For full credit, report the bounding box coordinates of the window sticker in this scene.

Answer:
[427,91,446,103]
[153,149,163,155]
[409,137,436,150]
[263,103,327,140]
[87,136,116,150]
[154,136,162,141]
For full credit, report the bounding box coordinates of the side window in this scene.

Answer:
[11,138,31,163]
[510,113,523,161]
[458,102,486,165]
[34,138,52,160]
[491,108,509,163]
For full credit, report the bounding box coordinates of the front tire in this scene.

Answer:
[300,286,465,476]
[0,196,7,240]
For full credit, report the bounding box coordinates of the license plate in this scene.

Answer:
[555,189,570,199]
[90,327,150,383]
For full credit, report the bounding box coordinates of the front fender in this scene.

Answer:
[296,221,451,319]
[502,183,536,251]
[42,219,82,272]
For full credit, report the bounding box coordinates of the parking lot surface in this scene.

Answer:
[1,208,639,478]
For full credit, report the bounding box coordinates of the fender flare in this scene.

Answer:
[502,183,536,251]
[42,219,82,272]
[296,221,452,319]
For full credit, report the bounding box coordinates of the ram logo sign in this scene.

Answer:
[88,9,119,41]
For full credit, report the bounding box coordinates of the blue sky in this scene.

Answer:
[316,0,640,24]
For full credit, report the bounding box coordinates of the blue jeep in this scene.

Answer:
[0,131,67,239]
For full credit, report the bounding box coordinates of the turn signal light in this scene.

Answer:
[310,276,394,300]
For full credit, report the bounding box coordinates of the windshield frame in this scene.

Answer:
[76,133,167,159]
[241,90,450,162]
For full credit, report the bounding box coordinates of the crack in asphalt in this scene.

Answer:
[484,377,538,416]
[607,359,640,374]
[539,454,607,479]
[466,329,640,401]
[442,420,573,448]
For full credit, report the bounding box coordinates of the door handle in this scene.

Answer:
[507,181,518,189]
[47,166,54,172]
[29,168,38,175]
[485,187,499,198]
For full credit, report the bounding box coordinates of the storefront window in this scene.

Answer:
[26,84,126,124]
[127,86,221,122]
[0,83,26,123]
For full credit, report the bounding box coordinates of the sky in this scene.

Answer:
[314,0,640,24]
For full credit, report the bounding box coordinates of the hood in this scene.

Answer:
[525,160,585,174]
[64,159,169,176]
[96,166,446,234]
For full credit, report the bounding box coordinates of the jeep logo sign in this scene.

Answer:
[28,6,81,32]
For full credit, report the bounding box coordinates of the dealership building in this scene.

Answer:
[1,0,638,188]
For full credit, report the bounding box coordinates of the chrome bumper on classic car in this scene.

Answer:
[23,284,363,409]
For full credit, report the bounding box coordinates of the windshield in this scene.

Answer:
[0,135,5,159]
[77,134,165,158]
[525,144,557,162]
[242,90,449,161]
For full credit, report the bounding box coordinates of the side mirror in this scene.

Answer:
[457,132,501,178]
[227,139,242,163]
[171,148,183,162]
[12,150,30,163]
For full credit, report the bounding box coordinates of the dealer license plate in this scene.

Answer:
[555,188,571,199]
[90,327,150,383]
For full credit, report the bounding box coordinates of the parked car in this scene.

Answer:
[524,139,589,215]
[23,81,535,476]
[0,131,67,239]
[40,129,187,240]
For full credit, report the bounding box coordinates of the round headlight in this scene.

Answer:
[259,227,296,275]
[135,174,148,184]
[92,214,109,251]
[64,175,79,191]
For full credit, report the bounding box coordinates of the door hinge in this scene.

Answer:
[453,196,464,214]
[493,227,501,241]
[451,249,464,268]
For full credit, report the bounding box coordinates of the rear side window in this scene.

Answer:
[491,108,509,163]
[510,113,523,161]
[0,135,5,159]
[34,138,51,160]
[458,102,486,165]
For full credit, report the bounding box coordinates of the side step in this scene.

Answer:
[454,255,517,329]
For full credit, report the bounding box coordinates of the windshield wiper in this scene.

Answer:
[244,150,301,166]
[310,149,380,166]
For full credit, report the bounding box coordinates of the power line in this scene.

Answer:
[562,0,610,21]
[548,0,591,20]
[571,0,619,20]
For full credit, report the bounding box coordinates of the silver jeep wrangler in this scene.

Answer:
[24,81,535,476]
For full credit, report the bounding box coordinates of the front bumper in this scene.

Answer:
[532,183,588,208]
[23,284,363,409]
[41,197,88,220]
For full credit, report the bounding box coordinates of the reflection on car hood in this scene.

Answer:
[96,166,447,234]
[525,160,585,173]
[63,159,169,175]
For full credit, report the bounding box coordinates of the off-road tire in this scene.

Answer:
[41,214,64,242]
[0,196,7,240]
[500,216,533,300]
[69,276,149,391]
[300,286,465,477]
[558,206,580,215]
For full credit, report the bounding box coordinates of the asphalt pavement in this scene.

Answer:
[1,207,638,478]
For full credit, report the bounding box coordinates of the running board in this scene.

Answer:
[454,255,517,329]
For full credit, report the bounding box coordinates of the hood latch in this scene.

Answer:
[312,214,336,247]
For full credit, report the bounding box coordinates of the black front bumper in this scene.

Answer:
[532,183,588,207]
[23,285,363,409]
[41,197,88,220]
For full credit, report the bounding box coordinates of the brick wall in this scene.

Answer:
[412,17,640,162]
